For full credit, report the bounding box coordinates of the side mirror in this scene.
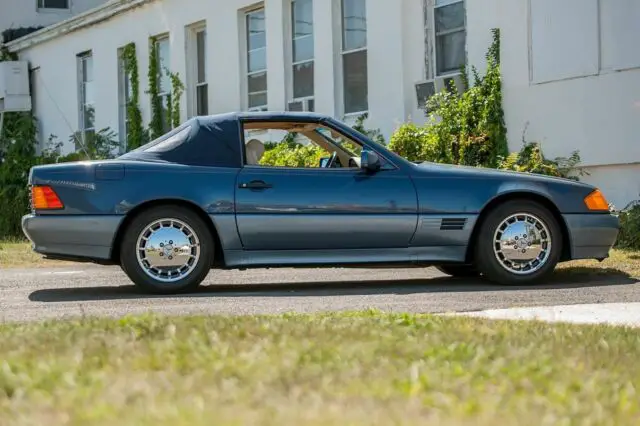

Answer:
[319,157,330,168]
[360,150,381,172]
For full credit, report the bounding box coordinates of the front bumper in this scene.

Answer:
[562,213,620,260]
[21,214,124,262]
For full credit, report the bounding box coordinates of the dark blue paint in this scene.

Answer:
[22,112,618,268]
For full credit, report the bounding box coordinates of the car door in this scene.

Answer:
[234,164,419,251]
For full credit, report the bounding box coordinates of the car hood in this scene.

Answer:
[412,161,595,189]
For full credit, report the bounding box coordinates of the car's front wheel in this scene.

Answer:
[119,205,214,294]
[474,199,562,286]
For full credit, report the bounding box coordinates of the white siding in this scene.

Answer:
[8,0,640,208]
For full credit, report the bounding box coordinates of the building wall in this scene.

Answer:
[0,0,107,40]
[9,0,640,207]
[467,0,640,205]
[17,0,426,154]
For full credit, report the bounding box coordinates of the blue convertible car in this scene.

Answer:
[22,112,619,294]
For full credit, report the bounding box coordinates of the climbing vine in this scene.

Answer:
[122,42,144,150]
[167,69,185,129]
[147,37,163,140]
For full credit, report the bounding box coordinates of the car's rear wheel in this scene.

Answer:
[474,199,562,286]
[435,264,479,277]
[119,205,214,294]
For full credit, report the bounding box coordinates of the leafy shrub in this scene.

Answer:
[388,29,508,168]
[615,202,640,250]
[259,141,325,168]
[259,113,385,168]
[0,112,39,238]
[497,141,586,180]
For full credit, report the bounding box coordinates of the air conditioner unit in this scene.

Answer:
[436,73,466,95]
[415,80,436,109]
[287,97,314,112]
[414,73,467,110]
[0,61,32,113]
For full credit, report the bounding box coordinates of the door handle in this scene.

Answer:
[239,180,273,190]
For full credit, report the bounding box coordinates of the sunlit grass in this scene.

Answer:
[1,311,639,425]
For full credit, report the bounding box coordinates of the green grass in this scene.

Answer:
[1,312,640,425]
[0,239,78,268]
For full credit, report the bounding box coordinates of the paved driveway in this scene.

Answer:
[1,265,639,322]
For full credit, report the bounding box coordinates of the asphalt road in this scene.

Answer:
[1,265,639,322]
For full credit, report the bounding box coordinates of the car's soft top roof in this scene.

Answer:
[117,111,330,168]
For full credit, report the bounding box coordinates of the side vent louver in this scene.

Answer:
[440,218,467,231]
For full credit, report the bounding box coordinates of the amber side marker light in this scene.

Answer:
[32,185,64,210]
[584,189,609,211]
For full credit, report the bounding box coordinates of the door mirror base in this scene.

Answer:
[360,150,381,173]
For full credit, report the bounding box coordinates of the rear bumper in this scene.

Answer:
[21,214,123,262]
[562,213,620,260]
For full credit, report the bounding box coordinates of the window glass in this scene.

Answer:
[343,50,368,113]
[342,0,367,51]
[242,122,364,169]
[293,62,314,99]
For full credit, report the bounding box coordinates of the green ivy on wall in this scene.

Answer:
[167,70,185,129]
[122,42,145,150]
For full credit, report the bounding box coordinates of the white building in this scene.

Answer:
[3,0,639,208]
[0,0,108,42]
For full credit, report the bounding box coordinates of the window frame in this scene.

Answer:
[288,0,315,110]
[340,0,369,116]
[37,0,69,11]
[186,22,208,117]
[76,50,94,151]
[245,6,268,112]
[433,0,467,77]
[238,118,397,171]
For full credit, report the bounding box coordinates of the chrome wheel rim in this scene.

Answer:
[493,213,552,275]
[136,218,201,283]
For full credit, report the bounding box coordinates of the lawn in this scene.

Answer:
[1,312,639,425]
[0,239,79,268]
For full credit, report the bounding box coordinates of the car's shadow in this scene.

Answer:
[28,267,638,303]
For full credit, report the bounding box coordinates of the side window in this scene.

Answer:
[242,121,364,169]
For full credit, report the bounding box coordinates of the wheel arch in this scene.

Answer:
[109,198,225,267]
[466,191,571,263]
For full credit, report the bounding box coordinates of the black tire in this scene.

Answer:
[435,264,479,277]
[473,199,562,286]
[119,205,214,294]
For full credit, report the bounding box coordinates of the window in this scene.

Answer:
[37,0,69,10]
[242,121,365,169]
[246,8,267,111]
[154,35,171,132]
[186,24,208,117]
[434,0,466,76]
[289,0,314,111]
[341,0,368,114]
[77,51,94,151]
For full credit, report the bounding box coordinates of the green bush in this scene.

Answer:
[497,141,585,180]
[615,203,640,250]
[259,140,325,168]
[388,30,508,168]
[0,112,39,238]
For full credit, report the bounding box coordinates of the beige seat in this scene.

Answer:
[245,138,265,165]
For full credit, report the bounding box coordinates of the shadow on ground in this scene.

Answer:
[29,267,637,303]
